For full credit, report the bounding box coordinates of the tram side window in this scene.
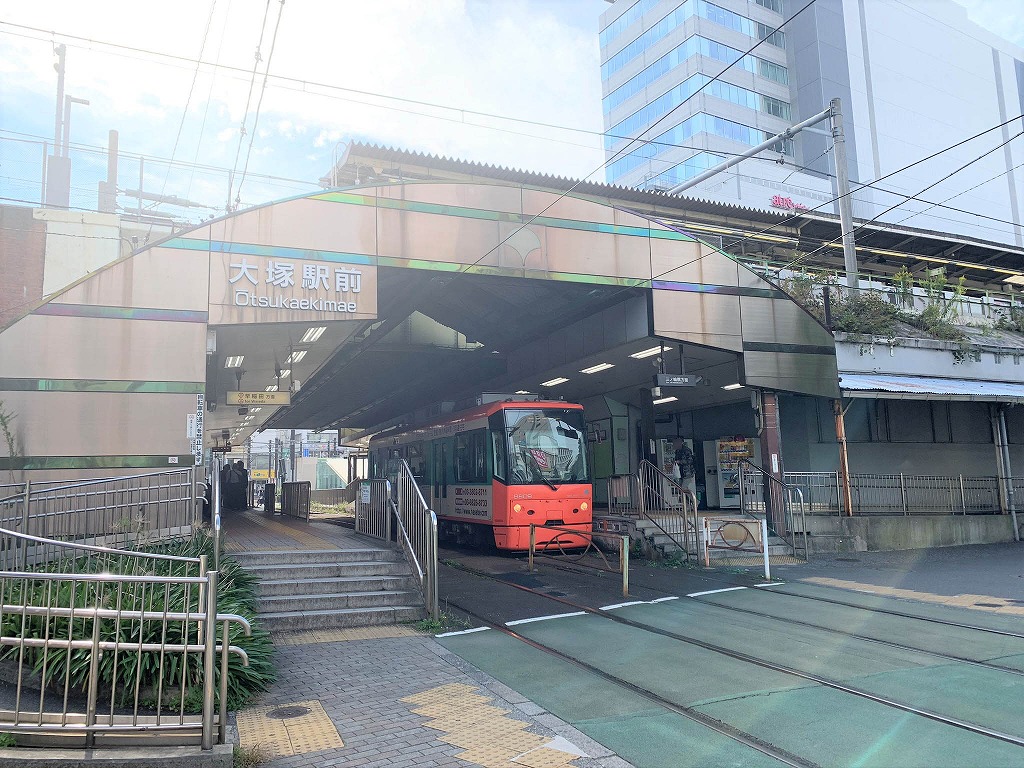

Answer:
[455,431,486,483]
[406,443,426,480]
[489,413,507,481]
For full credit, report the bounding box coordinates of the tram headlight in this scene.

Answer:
[580,502,588,511]
[513,503,522,513]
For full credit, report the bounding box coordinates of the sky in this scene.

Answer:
[0,0,1022,223]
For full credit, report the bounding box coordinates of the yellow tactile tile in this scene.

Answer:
[233,512,339,549]
[236,699,343,759]
[273,625,423,645]
[804,577,1024,616]
[401,684,580,768]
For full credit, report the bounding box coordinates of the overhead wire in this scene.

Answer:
[234,0,286,209]
[779,127,1024,273]
[226,0,273,211]
[186,0,233,201]
[450,0,821,278]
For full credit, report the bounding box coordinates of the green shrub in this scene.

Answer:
[831,292,901,337]
[2,530,275,712]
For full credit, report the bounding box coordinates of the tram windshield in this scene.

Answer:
[501,408,589,486]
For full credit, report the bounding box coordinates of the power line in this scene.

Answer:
[452,0,820,278]
[782,127,1024,272]
[234,0,286,209]
[227,0,274,210]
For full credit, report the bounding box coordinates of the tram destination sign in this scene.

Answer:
[227,391,292,406]
[654,374,701,387]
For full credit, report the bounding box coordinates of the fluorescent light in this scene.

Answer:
[540,377,569,387]
[301,326,327,343]
[722,383,744,390]
[580,362,615,374]
[630,346,663,359]
[223,356,244,368]
[653,396,678,405]
[514,390,532,395]
[279,369,291,378]
[250,407,261,413]
[286,350,307,363]
[265,385,278,392]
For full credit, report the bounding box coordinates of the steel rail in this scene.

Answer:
[686,594,1024,678]
[765,589,1024,643]
[442,563,1024,749]
[442,597,819,768]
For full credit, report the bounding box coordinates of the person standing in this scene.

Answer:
[672,437,696,496]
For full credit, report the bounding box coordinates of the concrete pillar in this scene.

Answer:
[757,391,786,535]
[639,388,657,465]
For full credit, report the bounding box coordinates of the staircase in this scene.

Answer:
[232,548,427,632]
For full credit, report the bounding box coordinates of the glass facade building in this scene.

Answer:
[600,0,791,189]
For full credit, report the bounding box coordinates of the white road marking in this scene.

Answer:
[506,612,587,626]
[436,626,490,637]
[686,586,748,597]
[754,582,787,588]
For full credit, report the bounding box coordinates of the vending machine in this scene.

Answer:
[715,438,758,509]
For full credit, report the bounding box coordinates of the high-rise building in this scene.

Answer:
[599,0,1024,247]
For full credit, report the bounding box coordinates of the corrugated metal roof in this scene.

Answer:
[839,373,1024,402]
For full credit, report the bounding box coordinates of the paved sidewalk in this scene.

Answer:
[225,511,631,767]
[234,626,632,768]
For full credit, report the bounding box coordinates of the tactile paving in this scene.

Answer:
[236,698,343,758]
[273,625,423,645]
[401,683,580,767]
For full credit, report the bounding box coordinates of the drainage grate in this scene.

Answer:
[268,705,312,719]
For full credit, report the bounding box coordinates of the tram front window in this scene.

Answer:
[504,409,589,486]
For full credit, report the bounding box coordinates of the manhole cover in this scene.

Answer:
[974,602,1003,608]
[268,705,312,719]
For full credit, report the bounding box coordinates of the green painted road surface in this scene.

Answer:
[438,585,1024,767]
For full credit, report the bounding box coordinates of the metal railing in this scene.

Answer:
[0,526,250,749]
[0,469,198,561]
[280,482,311,521]
[779,471,1002,515]
[700,516,772,578]
[738,459,808,560]
[356,462,439,621]
[527,524,630,597]
[607,459,700,559]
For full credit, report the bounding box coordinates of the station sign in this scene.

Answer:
[654,373,701,387]
[227,391,292,406]
[211,445,232,453]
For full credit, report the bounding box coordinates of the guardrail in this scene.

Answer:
[779,471,1002,515]
[0,469,198,561]
[701,516,772,579]
[607,459,699,559]
[527,523,629,597]
[0,527,249,750]
[280,482,311,521]
[738,459,808,560]
[356,463,439,621]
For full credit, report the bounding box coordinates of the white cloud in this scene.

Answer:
[0,0,608,216]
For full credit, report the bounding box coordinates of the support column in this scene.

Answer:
[834,399,854,516]
[992,404,1020,541]
[757,391,785,535]
[638,388,657,466]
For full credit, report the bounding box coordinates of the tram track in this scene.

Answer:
[440,560,1024,751]
[440,597,820,768]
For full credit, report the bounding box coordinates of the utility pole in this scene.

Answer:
[52,44,66,156]
[830,98,859,288]
[834,399,854,516]
[46,44,70,208]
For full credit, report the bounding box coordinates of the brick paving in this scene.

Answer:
[236,633,631,768]
[227,511,631,768]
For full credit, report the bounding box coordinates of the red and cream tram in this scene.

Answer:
[369,399,592,551]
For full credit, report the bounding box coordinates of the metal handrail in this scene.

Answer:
[0,468,196,502]
[610,460,699,559]
[738,459,809,560]
[391,460,439,621]
[355,463,438,621]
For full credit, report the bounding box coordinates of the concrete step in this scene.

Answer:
[241,560,414,580]
[231,548,402,566]
[257,590,420,613]
[258,605,426,632]
[256,574,417,597]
